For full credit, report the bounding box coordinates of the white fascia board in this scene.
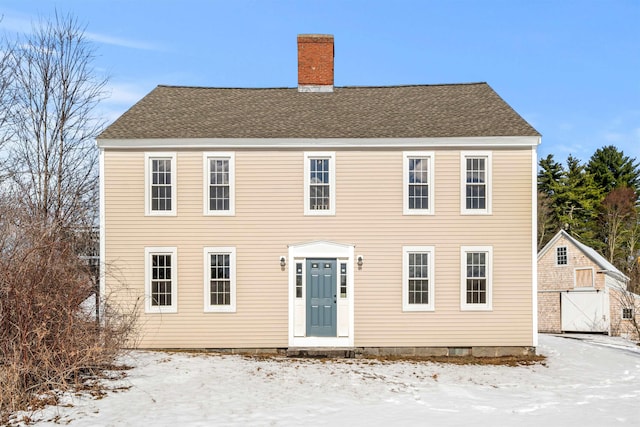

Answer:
[97,136,541,149]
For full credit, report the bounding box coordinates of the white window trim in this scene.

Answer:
[144,247,178,314]
[145,152,177,216]
[403,152,434,215]
[460,245,493,311]
[204,247,237,312]
[202,152,235,216]
[556,246,568,266]
[621,307,634,320]
[304,152,336,216]
[460,151,492,215]
[574,267,595,288]
[402,246,435,311]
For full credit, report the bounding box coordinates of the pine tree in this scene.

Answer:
[586,145,640,195]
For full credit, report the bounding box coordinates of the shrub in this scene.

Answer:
[0,220,136,420]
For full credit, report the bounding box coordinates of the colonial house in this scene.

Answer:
[538,229,639,339]
[98,34,541,356]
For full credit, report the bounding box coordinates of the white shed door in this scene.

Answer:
[561,291,607,332]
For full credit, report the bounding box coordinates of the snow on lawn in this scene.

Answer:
[17,334,640,427]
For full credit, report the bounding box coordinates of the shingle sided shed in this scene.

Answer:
[98,34,541,356]
[538,230,639,339]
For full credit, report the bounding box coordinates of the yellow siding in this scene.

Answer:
[104,147,534,348]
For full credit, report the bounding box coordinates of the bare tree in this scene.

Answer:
[4,12,107,227]
[599,187,637,264]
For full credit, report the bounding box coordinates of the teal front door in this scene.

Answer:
[306,259,337,337]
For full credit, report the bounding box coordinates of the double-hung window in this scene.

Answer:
[204,247,236,312]
[461,246,492,311]
[402,246,435,311]
[145,247,178,313]
[304,152,335,215]
[203,153,235,215]
[461,152,491,214]
[403,152,434,215]
[145,153,177,216]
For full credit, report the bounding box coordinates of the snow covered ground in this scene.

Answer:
[14,334,640,426]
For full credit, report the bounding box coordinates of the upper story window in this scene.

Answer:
[203,152,235,216]
[556,246,568,265]
[403,152,434,215]
[402,246,435,311]
[145,247,178,313]
[204,247,236,312]
[461,246,492,311]
[145,153,177,216]
[461,152,492,215]
[304,152,335,215]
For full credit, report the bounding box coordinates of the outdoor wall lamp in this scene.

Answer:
[357,255,364,267]
[279,256,286,268]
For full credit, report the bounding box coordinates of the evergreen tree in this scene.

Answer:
[553,155,603,247]
[586,145,640,195]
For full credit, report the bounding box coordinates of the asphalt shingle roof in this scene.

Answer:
[99,82,540,140]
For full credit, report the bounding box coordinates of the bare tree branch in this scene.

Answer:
[3,12,107,227]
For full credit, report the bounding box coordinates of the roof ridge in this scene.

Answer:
[155,82,489,90]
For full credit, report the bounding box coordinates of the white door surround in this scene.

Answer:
[287,241,355,347]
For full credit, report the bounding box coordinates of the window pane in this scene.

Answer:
[151,254,172,306]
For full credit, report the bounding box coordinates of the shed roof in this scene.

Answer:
[538,230,629,284]
[99,83,540,140]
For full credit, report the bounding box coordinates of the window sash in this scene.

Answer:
[465,157,486,210]
[209,158,230,211]
[408,157,429,210]
[151,254,172,306]
[408,252,430,305]
[151,159,172,212]
[309,158,331,211]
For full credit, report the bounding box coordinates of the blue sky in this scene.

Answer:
[2,0,638,163]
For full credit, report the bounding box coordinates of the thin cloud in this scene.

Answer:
[1,13,160,51]
[84,31,161,51]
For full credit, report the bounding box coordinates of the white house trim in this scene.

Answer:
[287,241,355,347]
[98,136,541,149]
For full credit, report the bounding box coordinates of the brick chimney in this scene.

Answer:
[297,34,334,92]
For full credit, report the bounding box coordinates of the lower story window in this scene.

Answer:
[461,246,492,311]
[145,247,178,313]
[402,246,435,311]
[204,247,236,312]
[622,308,634,320]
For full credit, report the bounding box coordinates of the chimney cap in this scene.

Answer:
[297,34,334,41]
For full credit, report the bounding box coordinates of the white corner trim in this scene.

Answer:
[531,144,539,347]
[99,148,106,322]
